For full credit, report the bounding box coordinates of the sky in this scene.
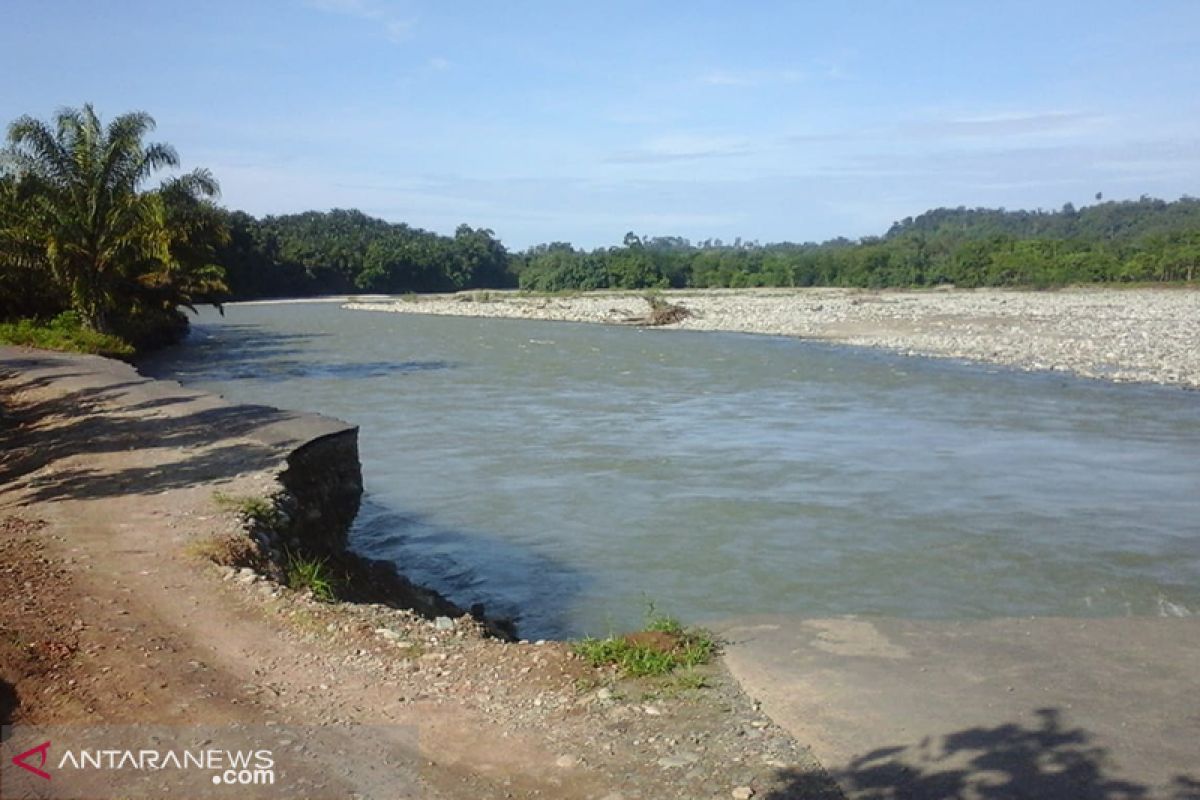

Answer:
[2,1,1198,249]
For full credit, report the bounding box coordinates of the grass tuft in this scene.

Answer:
[213,492,283,531]
[574,606,717,677]
[283,548,338,602]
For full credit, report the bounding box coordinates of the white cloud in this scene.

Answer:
[698,68,805,87]
[304,0,416,43]
[930,110,1107,138]
[606,134,752,164]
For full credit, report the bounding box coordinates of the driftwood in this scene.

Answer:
[621,295,692,327]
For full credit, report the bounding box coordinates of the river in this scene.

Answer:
[141,302,1200,639]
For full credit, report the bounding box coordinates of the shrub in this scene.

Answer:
[0,311,134,358]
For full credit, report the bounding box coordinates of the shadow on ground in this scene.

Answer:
[0,678,15,740]
[765,708,1200,800]
[0,370,286,502]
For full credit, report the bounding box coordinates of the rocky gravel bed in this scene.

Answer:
[345,287,1200,389]
[217,566,839,799]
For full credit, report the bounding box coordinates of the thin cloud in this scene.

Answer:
[930,110,1106,138]
[304,0,416,43]
[606,134,752,164]
[699,68,805,87]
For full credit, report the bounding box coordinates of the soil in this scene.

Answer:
[0,349,842,799]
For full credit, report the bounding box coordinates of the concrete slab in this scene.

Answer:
[720,615,1200,799]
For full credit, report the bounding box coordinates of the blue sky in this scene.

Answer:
[3,1,1198,249]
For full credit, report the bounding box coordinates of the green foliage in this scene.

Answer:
[0,105,228,350]
[212,492,283,531]
[574,608,717,677]
[215,210,514,299]
[0,311,134,358]
[283,548,338,602]
[507,198,1200,292]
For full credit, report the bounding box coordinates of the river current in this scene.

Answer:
[142,302,1200,639]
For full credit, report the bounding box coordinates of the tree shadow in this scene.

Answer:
[138,323,454,385]
[0,376,296,500]
[136,324,324,378]
[16,441,280,503]
[765,708,1200,800]
[0,677,15,740]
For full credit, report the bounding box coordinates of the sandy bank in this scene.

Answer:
[347,287,1200,389]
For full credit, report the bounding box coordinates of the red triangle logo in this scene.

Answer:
[13,740,51,780]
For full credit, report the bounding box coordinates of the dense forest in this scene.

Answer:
[2,105,1198,356]
[217,209,509,298]
[215,196,1200,299]
[512,197,1200,292]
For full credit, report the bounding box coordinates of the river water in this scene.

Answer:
[141,302,1200,639]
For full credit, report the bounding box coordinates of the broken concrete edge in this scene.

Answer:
[0,345,515,640]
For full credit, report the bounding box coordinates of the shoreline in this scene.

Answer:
[0,347,838,799]
[343,286,1200,390]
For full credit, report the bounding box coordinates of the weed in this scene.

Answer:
[672,669,711,691]
[213,492,282,531]
[186,534,262,569]
[573,606,717,677]
[283,548,338,602]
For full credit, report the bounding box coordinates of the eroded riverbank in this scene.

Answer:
[346,286,1200,389]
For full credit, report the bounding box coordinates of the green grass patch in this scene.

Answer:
[283,548,339,602]
[0,312,133,358]
[212,492,283,531]
[574,608,717,677]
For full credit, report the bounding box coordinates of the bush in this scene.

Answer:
[0,311,134,358]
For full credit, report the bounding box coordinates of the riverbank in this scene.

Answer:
[346,286,1200,389]
[0,348,839,799]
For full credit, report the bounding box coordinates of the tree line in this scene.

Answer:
[217,209,509,298]
[2,105,1198,356]
[513,198,1200,292]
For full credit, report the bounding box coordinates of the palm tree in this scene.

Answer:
[1,104,226,336]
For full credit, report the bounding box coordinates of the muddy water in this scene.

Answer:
[143,302,1200,639]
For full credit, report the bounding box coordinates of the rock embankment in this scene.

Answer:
[346,287,1200,389]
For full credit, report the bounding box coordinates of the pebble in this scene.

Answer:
[374,628,403,642]
[657,752,700,769]
[732,787,754,800]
